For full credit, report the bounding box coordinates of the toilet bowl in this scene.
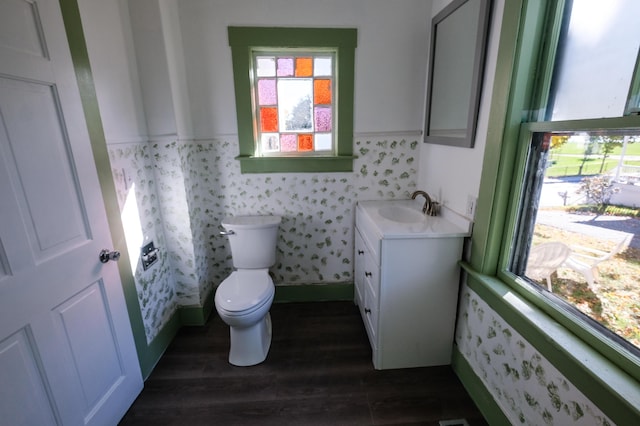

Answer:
[215,269,275,366]
[214,215,281,366]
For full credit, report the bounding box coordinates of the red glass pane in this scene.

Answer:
[314,79,331,105]
[298,134,313,151]
[260,107,278,132]
[295,58,313,77]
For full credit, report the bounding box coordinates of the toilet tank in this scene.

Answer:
[221,215,281,269]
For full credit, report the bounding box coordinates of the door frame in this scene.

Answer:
[58,0,161,378]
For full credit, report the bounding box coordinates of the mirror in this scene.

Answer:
[424,0,491,148]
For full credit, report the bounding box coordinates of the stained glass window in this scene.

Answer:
[253,51,335,155]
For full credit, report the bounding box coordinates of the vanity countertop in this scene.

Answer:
[357,199,472,239]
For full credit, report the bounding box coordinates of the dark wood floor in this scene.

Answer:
[120,301,487,425]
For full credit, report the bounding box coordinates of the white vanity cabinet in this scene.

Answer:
[354,200,469,370]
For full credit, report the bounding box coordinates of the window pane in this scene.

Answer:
[280,134,297,152]
[277,57,294,77]
[298,134,313,151]
[277,79,313,132]
[315,133,332,151]
[314,79,332,105]
[549,0,640,121]
[261,133,279,152]
[314,106,331,132]
[256,56,276,77]
[257,79,276,105]
[260,107,278,132]
[314,57,332,76]
[295,57,313,77]
[513,131,640,350]
[250,51,338,156]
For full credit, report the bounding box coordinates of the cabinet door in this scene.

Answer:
[354,229,367,305]
[362,254,380,346]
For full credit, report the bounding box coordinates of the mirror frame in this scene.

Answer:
[424,0,491,148]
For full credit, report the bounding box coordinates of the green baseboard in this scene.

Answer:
[274,282,354,303]
[179,287,216,326]
[452,345,511,425]
[138,312,181,380]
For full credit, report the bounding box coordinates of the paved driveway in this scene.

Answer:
[536,209,640,249]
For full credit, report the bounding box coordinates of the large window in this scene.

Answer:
[228,27,357,173]
[512,131,640,350]
[504,0,640,365]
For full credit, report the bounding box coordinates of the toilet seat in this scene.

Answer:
[216,270,274,316]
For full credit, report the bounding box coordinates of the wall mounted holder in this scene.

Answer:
[141,241,159,271]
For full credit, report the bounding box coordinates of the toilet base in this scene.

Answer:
[228,312,272,366]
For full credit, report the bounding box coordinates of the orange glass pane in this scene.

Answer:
[298,134,313,151]
[260,107,278,132]
[314,79,331,105]
[295,57,313,77]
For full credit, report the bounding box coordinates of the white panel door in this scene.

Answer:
[0,0,143,425]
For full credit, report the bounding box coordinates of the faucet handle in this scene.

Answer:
[426,201,440,216]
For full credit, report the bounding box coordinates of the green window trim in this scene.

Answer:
[460,263,640,424]
[469,0,640,412]
[228,27,357,173]
[626,51,640,115]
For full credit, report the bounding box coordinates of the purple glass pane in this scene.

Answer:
[280,134,297,152]
[314,107,331,132]
[277,58,294,76]
[258,79,276,105]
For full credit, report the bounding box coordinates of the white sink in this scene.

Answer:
[377,205,424,223]
[357,200,473,238]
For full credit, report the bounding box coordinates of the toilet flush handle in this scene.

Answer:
[220,229,235,236]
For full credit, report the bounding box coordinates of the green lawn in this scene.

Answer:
[547,141,640,177]
[546,158,640,177]
[554,140,640,156]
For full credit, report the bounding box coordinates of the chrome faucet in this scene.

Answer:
[411,190,439,216]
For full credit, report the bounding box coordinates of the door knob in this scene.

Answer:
[99,249,121,263]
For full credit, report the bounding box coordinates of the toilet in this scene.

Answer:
[214,215,281,366]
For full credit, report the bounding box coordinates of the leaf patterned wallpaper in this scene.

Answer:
[109,136,419,342]
[110,136,613,424]
[456,286,613,426]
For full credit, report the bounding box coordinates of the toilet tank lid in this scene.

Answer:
[222,215,281,229]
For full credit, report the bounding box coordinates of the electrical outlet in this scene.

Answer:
[466,195,476,218]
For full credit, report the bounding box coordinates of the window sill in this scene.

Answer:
[460,262,640,424]
[236,155,356,173]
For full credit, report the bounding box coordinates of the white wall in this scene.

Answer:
[418,0,503,218]
[76,0,148,143]
[175,0,431,138]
